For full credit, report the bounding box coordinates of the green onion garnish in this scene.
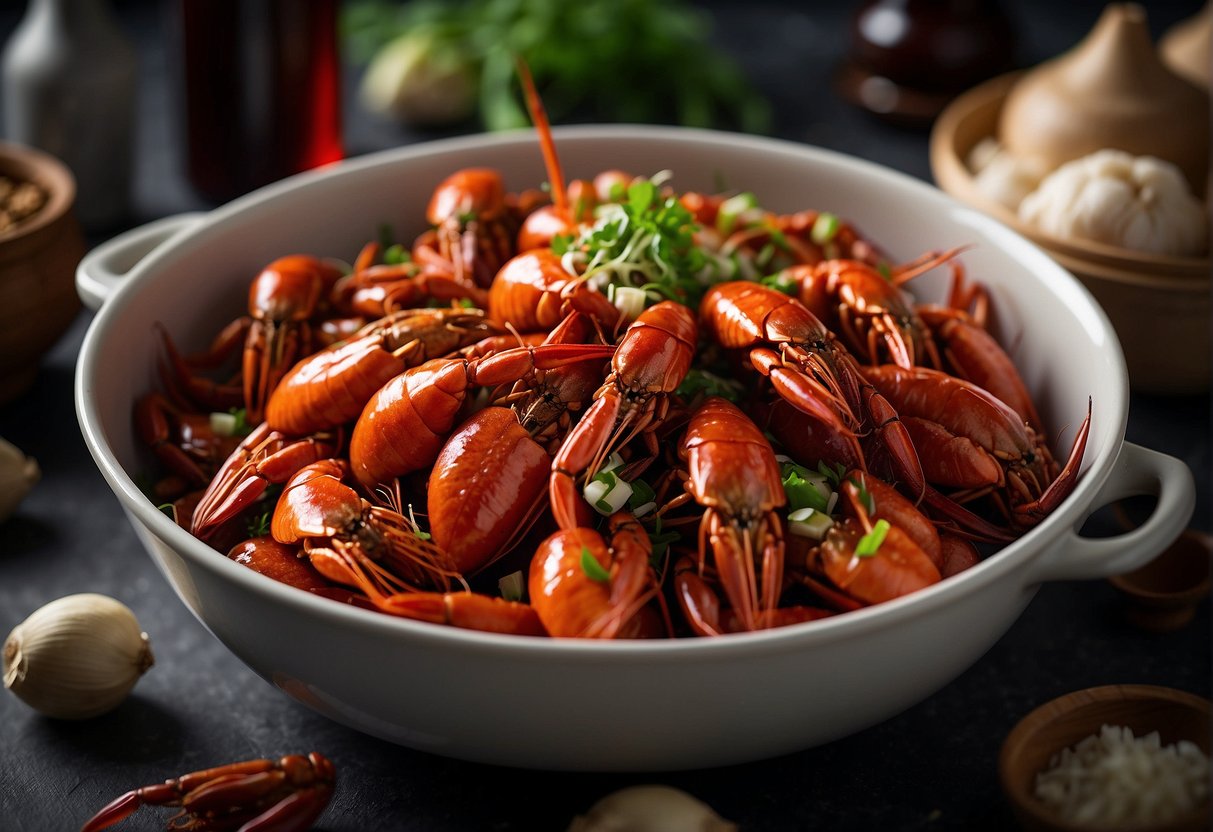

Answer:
[855,519,891,557]
[580,546,611,583]
[811,212,840,245]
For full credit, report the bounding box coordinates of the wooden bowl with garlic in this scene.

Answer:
[930,4,1210,395]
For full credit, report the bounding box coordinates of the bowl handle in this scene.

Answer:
[76,213,207,311]
[1025,442,1195,584]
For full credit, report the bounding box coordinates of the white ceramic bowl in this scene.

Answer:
[75,126,1194,771]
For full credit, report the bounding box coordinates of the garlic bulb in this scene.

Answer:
[968,138,1049,212]
[4,594,154,719]
[0,436,39,522]
[568,785,737,832]
[1018,149,1209,256]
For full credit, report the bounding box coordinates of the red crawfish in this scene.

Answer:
[416,167,518,289]
[864,365,1091,534]
[243,254,346,422]
[529,511,668,638]
[549,300,698,531]
[348,314,615,493]
[786,248,965,368]
[670,396,788,633]
[329,241,489,318]
[273,460,546,635]
[700,280,925,498]
[264,307,501,436]
[794,477,942,609]
[189,422,341,540]
[79,752,335,832]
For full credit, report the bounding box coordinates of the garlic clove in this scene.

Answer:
[4,593,154,720]
[0,436,40,523]
[568,785,738,832]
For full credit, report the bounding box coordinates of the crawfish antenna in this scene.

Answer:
[515,55,568,219]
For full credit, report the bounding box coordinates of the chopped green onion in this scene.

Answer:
[811,212,840,245]
[788,507,834,540]
[612,285,649,321]
[498,570,524,601]
[627,477,657,511]
[584,471,633,516]
[580,546,611,583]
[855,519,891,557]
[407,504,431,540]
[715,191,758,236]
[383,243,410,264]
[210,411,238,437]
[780,461,834,514]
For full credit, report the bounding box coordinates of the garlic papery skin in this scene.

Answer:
[3,594,154,719]
[1018,149,1209,256]
[968,138,1048,212]
[568,785,738,832]
[0,436,40,522]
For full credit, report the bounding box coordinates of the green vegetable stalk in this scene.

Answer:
[344,0,771,133]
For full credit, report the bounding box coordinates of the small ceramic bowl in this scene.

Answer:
[930,73,1211,395]
[1000,685,1212,832]
[1108,529,1212,633]
[0,141,85,404]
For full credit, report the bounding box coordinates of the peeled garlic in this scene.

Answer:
[568,785,738,832]
[0,436,39,522]
[3,594,154,719]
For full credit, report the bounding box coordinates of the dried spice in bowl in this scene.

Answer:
[0,175,47,234]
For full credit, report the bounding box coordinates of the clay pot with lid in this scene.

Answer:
[999,3,1209,195]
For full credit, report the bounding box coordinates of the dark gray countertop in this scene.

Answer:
[1,2,1208,830]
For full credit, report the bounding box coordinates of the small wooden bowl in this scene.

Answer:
[0,141,85,404]
[930,73,1211,395]
[1000,685,1212,832]
[1108,529,1212,633]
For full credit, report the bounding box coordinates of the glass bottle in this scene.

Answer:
[1,0,137,230]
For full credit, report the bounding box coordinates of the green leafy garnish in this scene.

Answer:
[760,272,797,296]
[627,477,657,512]
[580,546,611,583]
[855,519,890,558]
[226,407,254,437]
[246,510,271,538]
[383,243,410,265]
[566,178,708,308]
[676,368,745,403]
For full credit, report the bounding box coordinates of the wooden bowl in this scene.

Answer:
[1108,529,1212,633]
[0,141,85,404]
[930,73,1211,395]
[1000,685,1212,832]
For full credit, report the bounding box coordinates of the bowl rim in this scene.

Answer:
[930,71,1212,274]
[75,123,1129,658]
[998,683,1212,830]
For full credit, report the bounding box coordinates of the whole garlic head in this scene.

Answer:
[4,594,154,719]
[968,138,1048,212]
[0,436,39,523]
[1018,149,1209,256]
[568,785,737,832]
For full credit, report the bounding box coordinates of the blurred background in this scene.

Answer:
[0,0,1204,235]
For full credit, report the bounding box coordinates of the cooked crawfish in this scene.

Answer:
[243,254,345,422]
[418,167,518,288]
[264,307,500,435]
[672,396,787,633]
[530,511,667,638]
[700,280,925,497]
[864,365,1090,532]
[795,477,942,609]
[549,300,698,530]
[79,752,335,832]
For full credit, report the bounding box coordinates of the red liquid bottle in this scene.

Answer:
[177,0,343,202]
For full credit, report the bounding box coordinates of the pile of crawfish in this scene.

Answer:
[137,91,1089,639]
